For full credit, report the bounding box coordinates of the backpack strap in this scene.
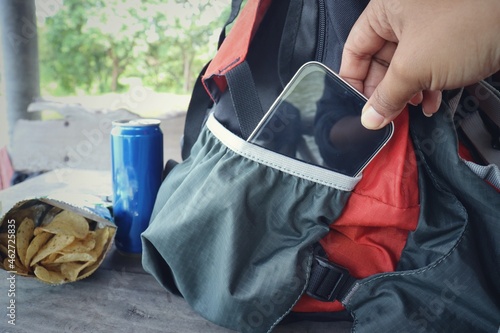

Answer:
[225,61,265,139]
[181,62,213,160]
[181,0,249,159]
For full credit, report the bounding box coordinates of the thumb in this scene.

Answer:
[361,61,421,130]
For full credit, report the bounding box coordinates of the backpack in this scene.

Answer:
[141,1,500,332]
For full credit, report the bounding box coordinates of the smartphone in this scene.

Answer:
[247,61,394,177]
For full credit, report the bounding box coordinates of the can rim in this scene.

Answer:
[112,119,161,127]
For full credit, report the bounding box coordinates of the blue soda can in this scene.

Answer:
[111,119,163,254]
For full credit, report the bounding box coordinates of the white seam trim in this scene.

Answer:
[206,115,360,191]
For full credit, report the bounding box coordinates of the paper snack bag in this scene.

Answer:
[0,198,116,284]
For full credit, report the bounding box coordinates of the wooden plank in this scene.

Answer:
[11,104,139,172]
[0,268,237,332]
[10,100,186,173]
[0,267,351,333]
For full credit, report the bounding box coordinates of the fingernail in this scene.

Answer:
[422,107,433,117]
[361,105,385,129]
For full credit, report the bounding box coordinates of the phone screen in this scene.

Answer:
[247,61,394,177]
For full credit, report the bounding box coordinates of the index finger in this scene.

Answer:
[339,11,388,93]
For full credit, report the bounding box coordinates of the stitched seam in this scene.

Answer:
[351,202,468,290]
[236,148,352,191]
[341,282,360,305]
[347,212,468,333]
[350,191,421,210]
[267,249,314,333]
[218,57,241,75]
[345,128,470,331]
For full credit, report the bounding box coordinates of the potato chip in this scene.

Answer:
[60,262,80,281]
[53,252,95,264]
[78,261,100,280]
[37,210,89,239]
[34,265,66,284]
[31,234,75,266]
[61,232,96,253]
[89,227,110,258]
[42,262,62,272]
[25,232,53,267]
[60,262,93,282]
[41,252,61,266]
[16,217,35,268]
[79,227,114,279]
[33,227,42,237]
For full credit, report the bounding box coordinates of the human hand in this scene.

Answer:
[339,0,500,129]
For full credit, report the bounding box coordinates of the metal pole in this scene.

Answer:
[0,0,41,147]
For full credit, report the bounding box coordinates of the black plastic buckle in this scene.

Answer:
[306,255,354,302]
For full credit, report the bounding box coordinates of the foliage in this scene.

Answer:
[38,0,230,95]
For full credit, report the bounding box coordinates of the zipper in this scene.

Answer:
[316,0,327,62]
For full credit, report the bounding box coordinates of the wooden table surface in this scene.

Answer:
[0,169,352,333]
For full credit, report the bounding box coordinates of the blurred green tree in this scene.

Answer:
[39,0,229,95]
